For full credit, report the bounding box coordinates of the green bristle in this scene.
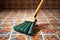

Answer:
[14,21,35,35]
[23,22,31,34]
[19,22,28,32]
[14,21,26,32]
[28,22,34,34]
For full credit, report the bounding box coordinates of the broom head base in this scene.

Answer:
[25,17,36,22]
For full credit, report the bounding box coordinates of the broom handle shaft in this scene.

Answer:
[34,0,45,18]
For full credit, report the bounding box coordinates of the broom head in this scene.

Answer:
[14,17,36,35]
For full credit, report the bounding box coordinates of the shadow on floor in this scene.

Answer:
[33,24,46,35]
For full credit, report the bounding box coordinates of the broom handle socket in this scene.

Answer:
[34,0,45,18]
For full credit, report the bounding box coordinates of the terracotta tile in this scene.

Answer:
[20,10,25,13]
[16,19,23,23]
[8,17,14,19]
[37,13,42,16]
[16,17,23,19]
[32,34,40,40]
[57,20,60,23]
[26,10,32,17]
[9,14,17,17]
[0,16,6,19]
[44,35,59,40]
[42,28,59,34]
[5,18,13,22]
[13,22,22,26]
[47,16,55,20]
[9,11,18,17]
[38,16,46,19]
[57,16,60,20]
[54,23,60,27]
[4,22,11,25]
[0,27,11,34]
[37,12,45,19]
[39,23,49,27]
[49,19,57,24]
[9,16,14,18]
[0,9,60,40]
[17,10,25,17]
[11,35,26,40]
[39,19,48,23]
[0,35,10,40]
[0,19,4,21]
[0,24,10,27]
[45,14,51,16]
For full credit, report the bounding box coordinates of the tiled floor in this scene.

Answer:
[0,9,60,40]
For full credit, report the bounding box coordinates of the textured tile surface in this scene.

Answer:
[0,9,60,40]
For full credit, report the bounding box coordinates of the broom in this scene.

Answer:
[14,0,45,35]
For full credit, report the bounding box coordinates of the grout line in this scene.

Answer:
[46,9,59,20]
[1,10,13,25]
[18,9,24,23]
[52,9,59,20]
[41,31,45,40]
[21,10,26,22]
[9,10,27,40]
[10,33,58,35]
[53,10,59,20]
[40,10,53,28]
[23,10,26,21]
[8,10,19,40]
[46,9,60,26]
[40,10,49,23]
[0,32,58,35]
[20,10,27,40]
[31,10,34,17]
[40,10,52,40]
[11,34,26,35]
[0,10,8,24]
[0,10,7,16]
[42,34,58,35]
[0,34,8,35]
[0,10,8,21]
[46,9,60,28]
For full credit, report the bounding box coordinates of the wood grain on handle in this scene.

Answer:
[34,0,45,18]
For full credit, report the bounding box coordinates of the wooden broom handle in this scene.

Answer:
[34,0,45,18]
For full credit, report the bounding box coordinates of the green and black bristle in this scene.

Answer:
[14,21,35,35]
